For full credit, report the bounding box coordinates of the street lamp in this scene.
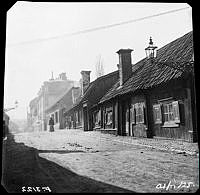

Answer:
[145,37,158,60]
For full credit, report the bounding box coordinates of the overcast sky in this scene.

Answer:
[4,2,192,120]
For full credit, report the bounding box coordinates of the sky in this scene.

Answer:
[4,2,192,120]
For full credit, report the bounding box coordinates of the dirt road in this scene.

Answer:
[2,130,199,193]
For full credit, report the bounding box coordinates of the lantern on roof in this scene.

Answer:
[145,37,158,60]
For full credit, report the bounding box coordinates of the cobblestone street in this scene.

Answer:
[2,129,199,193]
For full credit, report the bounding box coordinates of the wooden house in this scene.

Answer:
[64,70,119,131]
[98,31,197,142]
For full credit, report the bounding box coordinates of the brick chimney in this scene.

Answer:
[116,49,133,86]
[80,70,91,95]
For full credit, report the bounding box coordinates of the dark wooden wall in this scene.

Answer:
[148,79,193,141]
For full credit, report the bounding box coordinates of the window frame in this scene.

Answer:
[135,102,145,124]
[161,100,180,127]
[93,110,101,127]
[105,110,113,125]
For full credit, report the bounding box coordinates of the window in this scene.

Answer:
[75,110,82,125]
[106,110,112,125]
[163,101,180,124]
[93,110,101,127]
[154,100,180,127]
[153,104,162,124]
[163,103,174,122]
[135,103,145,124]
[75,111,78,123]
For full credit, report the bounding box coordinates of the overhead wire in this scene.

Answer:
[7,6,190,47]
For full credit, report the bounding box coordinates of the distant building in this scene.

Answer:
[45,86,81,130]
[28,72,78,131]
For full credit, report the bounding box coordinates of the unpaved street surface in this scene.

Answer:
[2,129,199,193]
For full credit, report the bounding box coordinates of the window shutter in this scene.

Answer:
[98,110,101,124]
[130,105,135,124]
[93,113,95,124]
[153,104,162,124]
[135,103,139,124]
[110,111,113,124]
[143,106,147,124]
[126,109,129,122]
[105,112,108,124]
[141,103,145,124]
[172,101,180,123]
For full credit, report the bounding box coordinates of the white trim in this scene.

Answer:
[158,97,173,103]
[162,122,179,128]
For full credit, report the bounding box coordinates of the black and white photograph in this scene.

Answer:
[2,2,199,193]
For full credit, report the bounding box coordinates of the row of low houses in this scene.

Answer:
[63,31,197,142]
[28,31,197,143]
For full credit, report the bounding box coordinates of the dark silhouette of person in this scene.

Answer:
[49,117,54,132]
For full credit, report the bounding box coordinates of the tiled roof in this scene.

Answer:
[64,70,119,114]
[100,31,193,103]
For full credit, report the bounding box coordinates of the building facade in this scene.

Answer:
[28,72,77,131]
[45,87,81,131]
[64,70,119,131]
[98,31,196,142]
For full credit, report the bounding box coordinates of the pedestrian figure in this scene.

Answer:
[49,117,54,132]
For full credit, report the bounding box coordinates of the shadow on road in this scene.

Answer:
[38,149,85,154]
[1,133,136,193]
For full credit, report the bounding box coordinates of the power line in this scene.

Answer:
[7,6,190,47]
